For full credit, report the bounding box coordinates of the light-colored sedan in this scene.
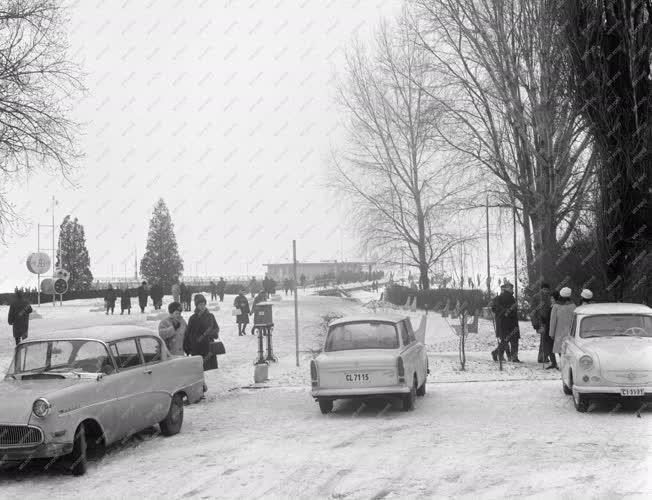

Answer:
[560,303,652,412]
[0,325,205,475]
[310,314,428,414]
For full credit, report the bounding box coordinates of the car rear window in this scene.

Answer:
[325,322,399,351]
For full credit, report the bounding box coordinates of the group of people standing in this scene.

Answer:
[171,280,193,311]
[490,280,594,368]
[209,278,226,302]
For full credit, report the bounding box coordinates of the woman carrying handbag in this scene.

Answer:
[183,294,222,370]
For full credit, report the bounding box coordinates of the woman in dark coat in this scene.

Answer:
[137,281,149,313]
[8,290,33,345]
[120,287,132,315]
[150,281,163,310]
[233,289,251,335]
[105,284,117,315]
[183,294,220,370]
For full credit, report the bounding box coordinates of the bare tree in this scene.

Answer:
[332,18,475,290]
[0,1,84,241]
[411,0,595,288]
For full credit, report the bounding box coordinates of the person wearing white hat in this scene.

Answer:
[549,287,576,358]
[580,289,594,305]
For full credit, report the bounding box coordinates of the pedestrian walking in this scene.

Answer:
[549,287,576,355]
[184,294,220,370]
[532,283,556,369]
[217,277,226,302]
[137,281,149,313]
[580,289,594,305]
[181,282,192,312]
[158,301,187,355]
[283,278,290,295]
[8,290,33,346]
[300,274,306,289]
[209,280,217,301]
[249,276,258,298]
[105,284,117,315]
[120,286,132,315]
[171,279,181,303]
[233,289,251,335]
[150,280,164,311]
[490,281,521,363]
[179,282,188,311]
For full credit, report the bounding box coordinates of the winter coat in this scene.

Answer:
[150,284,163,303]
[137,285,148,306]
[105,289,117,306]
[171,283,180,302]
[8,298,33,339]
[217,280,226,293]
[120,290,132,308]
[183,309,219,357]
[179,283,189,301]
[233,295,250,324]
[491,291,520,340]
[159,315,187,356]
[550,301,576,353]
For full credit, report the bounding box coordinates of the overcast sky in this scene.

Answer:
[0,0,518,292]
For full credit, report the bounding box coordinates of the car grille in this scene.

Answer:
[0,425,44,448]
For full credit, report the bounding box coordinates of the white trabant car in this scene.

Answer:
[310,314,428,414]
[560,303,652,412]
[0,325,205,475]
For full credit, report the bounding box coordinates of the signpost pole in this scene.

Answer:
[293,240,299,367]
[52,195,55,307]
[37,224,41,307]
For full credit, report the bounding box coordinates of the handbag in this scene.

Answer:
[209,340,226,355]
[232,308,241,316]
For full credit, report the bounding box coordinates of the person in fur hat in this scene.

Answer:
[580,289,594,305]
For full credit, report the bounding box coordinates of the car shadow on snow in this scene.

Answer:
[575,399,650,415]
[328,397,410,417]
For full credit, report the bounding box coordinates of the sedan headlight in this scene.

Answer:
[32,398,52,418]
[579,355,593,371]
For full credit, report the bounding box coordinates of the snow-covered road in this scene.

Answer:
[0,294,650,499]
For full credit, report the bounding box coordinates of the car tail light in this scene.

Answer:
[397,357,405,384]
[310,360,318,387]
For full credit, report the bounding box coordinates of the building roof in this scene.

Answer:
[574,303,652,315]
[25,325,157,343]
[329,314,409,327]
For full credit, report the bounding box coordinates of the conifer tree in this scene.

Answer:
[57,216,93,290]
[140,199,183,289]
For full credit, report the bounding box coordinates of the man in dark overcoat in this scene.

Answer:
[491,281,521,363]
[184,294,220,370]
[8,290,33,345]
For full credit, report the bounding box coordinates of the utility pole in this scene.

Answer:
[513,203,518,303]
[51,195,55,306]
[37,224,41,306]
[486,195,491,297]
[293,240,299,367]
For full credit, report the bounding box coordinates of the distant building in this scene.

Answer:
[264,261,372,281]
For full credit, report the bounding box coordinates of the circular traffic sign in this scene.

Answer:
[54,279,68,294]
[54,268,70,281]
[27,253,51,274]
[40,278,54,293]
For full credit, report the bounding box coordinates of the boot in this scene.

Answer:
[491,349,498,362]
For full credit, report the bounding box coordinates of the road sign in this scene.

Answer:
[54,279,68,294]
[40,278,54,294]
[27,253,51,274]
[54,269,70,281]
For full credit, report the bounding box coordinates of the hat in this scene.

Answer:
[194,294,206,305]
[581,289,593,300]
[559,287,572,298]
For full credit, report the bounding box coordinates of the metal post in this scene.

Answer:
[52,195,55,307]
[486,196,491,297]
[255,326,265,364]
[293,240,299,367]
[37,223,41,306]
[513,204,518,303]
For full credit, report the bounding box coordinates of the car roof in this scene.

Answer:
[329,314,409,327]
[25,325,157,343]
[575,303,652,315]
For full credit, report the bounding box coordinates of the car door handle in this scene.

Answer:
[143,369,152,375]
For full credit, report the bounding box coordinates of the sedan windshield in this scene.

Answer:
[325,322,399,351]
[9,340,114,376]
[580,315,652,338]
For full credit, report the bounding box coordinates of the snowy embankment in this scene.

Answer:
[0,293,650,499]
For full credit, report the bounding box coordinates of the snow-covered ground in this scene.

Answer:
[0,293,650,499]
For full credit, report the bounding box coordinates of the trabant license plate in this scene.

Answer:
[345,373,370,383]
[620,388,644,397]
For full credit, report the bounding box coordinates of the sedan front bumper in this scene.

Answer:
[0,441,72,462]
[312,385,410,399]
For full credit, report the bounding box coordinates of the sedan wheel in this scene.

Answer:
[318,399,333,414]
[160,393,184,436]
[67,423,88,476]
[402,378,417,411]
[562,380,572,395]
[572,386,589,412]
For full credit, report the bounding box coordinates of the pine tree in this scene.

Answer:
[56,216,93,291]
[140,199,183,289]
